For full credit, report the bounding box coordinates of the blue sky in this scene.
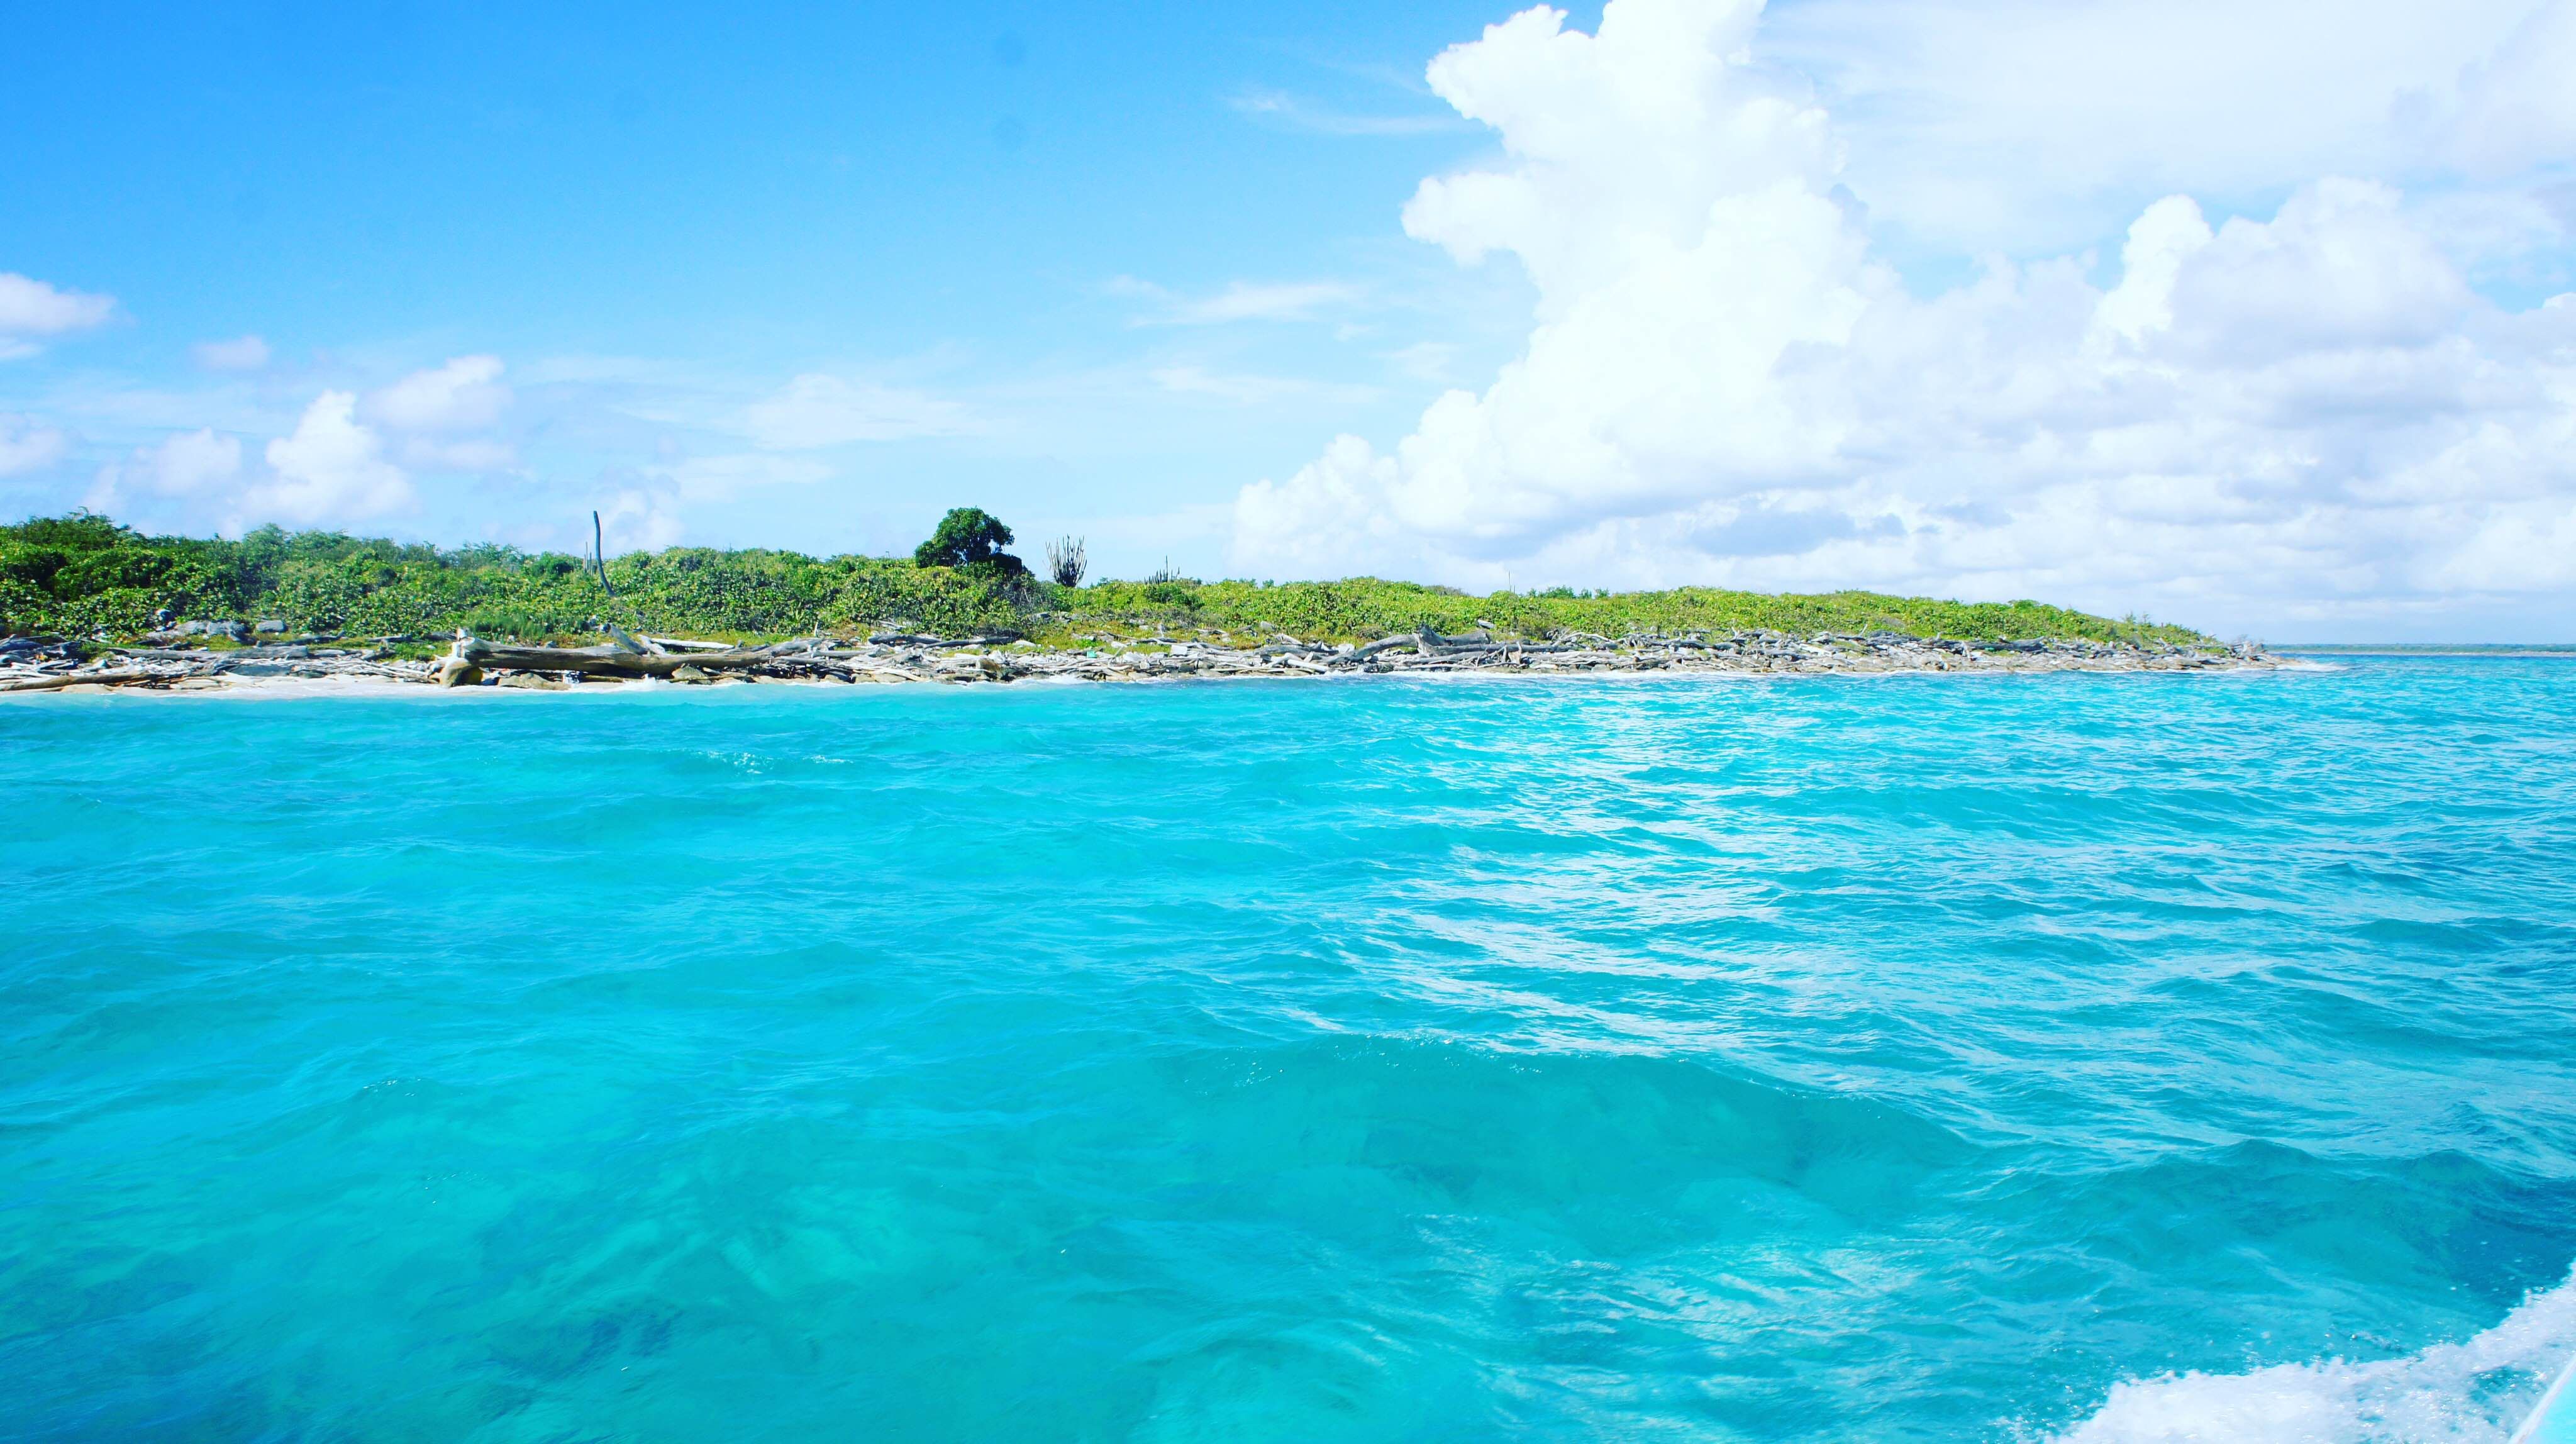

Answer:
[6,3,1501,352]
[1,1,1544,555]
[6,0,2575,638]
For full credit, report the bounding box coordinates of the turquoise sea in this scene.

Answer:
[4,659,2572,1442]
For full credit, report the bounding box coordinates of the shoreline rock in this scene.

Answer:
[0,628,2290,696]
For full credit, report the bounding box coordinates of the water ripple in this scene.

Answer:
[3,658,2571,1441]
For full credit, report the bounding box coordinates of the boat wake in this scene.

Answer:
[2053,1266,2576,1443]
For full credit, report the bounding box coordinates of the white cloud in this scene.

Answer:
[348,356,516,471]
[142,428,242,494]
[2089,196,2211,349]
[1758,0,2556,256]
[1387,342,1460,382]
[255,391,412,523]
[599,487,686,550]
[0,273,116,358]
[741,374,974,448]
[652,451,835,501]
[365,354,511,432]
[1229,88,1470,137]
[83,429,244,514]
[192,335,272,372]
[1231,0,2576,631]
[0,414,71,477]
[1132,279,1363,326]
[2429,0,2576,180]
[1152,365,1380,406]
[397,437,517,472]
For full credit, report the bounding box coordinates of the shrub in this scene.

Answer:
[0,510,2220,648]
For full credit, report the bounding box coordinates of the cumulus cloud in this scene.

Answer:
[741,374,973,448]
[138,429,241,494]
[598,487,687,550]
[0,273,116,359]
[1759,0,2562,256]
[255,391,412,523]
[192,335,271,372]
[83,428,244,514]
[353,355,519,471]
[0,414,72,477]
[1231,0,2576,631]
[2423,0,2576,180]
[365,354,511,432]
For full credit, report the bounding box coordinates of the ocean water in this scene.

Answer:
[4,659,2572,1443]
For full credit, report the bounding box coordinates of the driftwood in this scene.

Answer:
[869,633,1030,647]
[3,622,2279,696]
[1419,628,1492,648]
[1348,636,1423,662]
[0,669,155,692]
[458,640,774,679]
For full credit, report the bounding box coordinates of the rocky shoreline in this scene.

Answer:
[1,626,2282,694]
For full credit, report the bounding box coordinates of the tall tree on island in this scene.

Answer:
[913,508,1028,578]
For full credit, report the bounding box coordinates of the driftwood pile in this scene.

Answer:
[985,628,2272,680]
[0,639,432,693]
[428,626,2273,685]
[0,626,2277,695]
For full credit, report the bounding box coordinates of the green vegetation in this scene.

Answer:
[912,506,1028,579]
[1058,578,2205,648]
[1,510,2214,648]
[0,512,1025,645]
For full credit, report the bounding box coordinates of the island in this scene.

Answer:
[1,509,2278,694]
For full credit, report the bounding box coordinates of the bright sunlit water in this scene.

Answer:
[4,660,2573,1441]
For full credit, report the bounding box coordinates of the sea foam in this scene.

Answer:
[2056,1267,2576,1443]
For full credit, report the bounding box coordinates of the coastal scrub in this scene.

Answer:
[2,512,2213,648]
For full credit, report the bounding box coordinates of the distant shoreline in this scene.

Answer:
[4,628,2284,696]
[5,514,2224,664]
[2278,645,2576,657]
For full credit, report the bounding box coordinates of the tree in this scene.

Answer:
[913,508,1026,576]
